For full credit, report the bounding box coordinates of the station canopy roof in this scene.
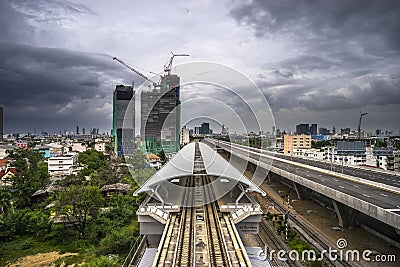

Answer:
[134,142,265,196]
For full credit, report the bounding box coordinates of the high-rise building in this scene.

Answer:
[318,127,330,135]
[180,126,190,146]
[296,124,310,135]
[0,107,3,141]
[310,123,317,135]
[296,123,317,135]
[140,74,180,156]
[201,122,210,135]
[113,85,135,158]
[194,127,201,135]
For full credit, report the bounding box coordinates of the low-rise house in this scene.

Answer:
[0,144,17,159]
[146,153,162,169]
[94,141,106,153]
[0,167,15,187]
[100,183,131,197]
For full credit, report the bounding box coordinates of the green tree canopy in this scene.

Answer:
[56,185,103,237]
[8,149,50,208]
[78,149,107,171]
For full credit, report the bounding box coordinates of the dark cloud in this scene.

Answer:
[230,0,400,131]
[0,42,139,133]
[230,0,400,52]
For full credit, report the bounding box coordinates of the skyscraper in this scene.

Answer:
[113,85,135,158]
[310,123,318,135]
[0,106,3,141]
[296,123,317,135]
[296,124,310,135]
[201,122,210,135]
[140,74,180,157]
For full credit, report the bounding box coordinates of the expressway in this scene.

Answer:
[206,139,400,230]
[271,157,400,210]
[249,146,400,188]
[212,139,400,210]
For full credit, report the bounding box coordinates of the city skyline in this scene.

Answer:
[0,0,399,134]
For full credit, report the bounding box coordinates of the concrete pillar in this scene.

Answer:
[293,182,311,200]
[332,200,358,228]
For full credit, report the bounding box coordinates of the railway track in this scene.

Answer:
[154,142,251,266]
[153,214,179,266]
[202,174,230,266]
[258,219,295,267]
[262,193,353,267]
[174,176,195,266]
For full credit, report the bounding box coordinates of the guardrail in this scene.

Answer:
[122,234,148,267]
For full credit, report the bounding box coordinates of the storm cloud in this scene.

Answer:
[0,0,399,134]
[230,0,400,131]
[0,42,137,133]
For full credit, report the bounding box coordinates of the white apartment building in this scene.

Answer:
[321,146,366,166]
[48,153,78,175]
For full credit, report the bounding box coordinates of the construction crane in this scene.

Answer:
[357,111,368,139]
[113,57,159,87]
[164,52,190,75]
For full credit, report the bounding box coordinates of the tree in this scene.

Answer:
[56,185,103,237]
[0,188,12,217]
[157,149,166,162]
[8,149,50,208]
[78,149,107,171]
[90,158,120,188]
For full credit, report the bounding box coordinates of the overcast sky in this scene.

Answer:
[0,0,399,134]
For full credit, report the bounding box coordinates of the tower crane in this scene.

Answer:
[113,57,159,87]
[357,111,368,139]
[164,52,190,75]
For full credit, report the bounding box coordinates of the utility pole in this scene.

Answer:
[285,192,290,243]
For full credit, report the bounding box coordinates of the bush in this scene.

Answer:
[287,238,313,252]
[20,237,35,249]
[83,255,120,267]
[99,226,139,254]
[0,209,50,240]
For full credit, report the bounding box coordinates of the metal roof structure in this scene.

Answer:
[134,142,265,196]
[337,141,366,155]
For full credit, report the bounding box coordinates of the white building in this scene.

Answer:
[303,149,324,160]
[180,126,190,146]
[0,144,16,159]
[95,142,106,153]
[322,146,366,166]
[71,142,87,153]
[48,154,78,176]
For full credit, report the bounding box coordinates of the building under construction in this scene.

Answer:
[140,74,181,158]
[113,53,186,159]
